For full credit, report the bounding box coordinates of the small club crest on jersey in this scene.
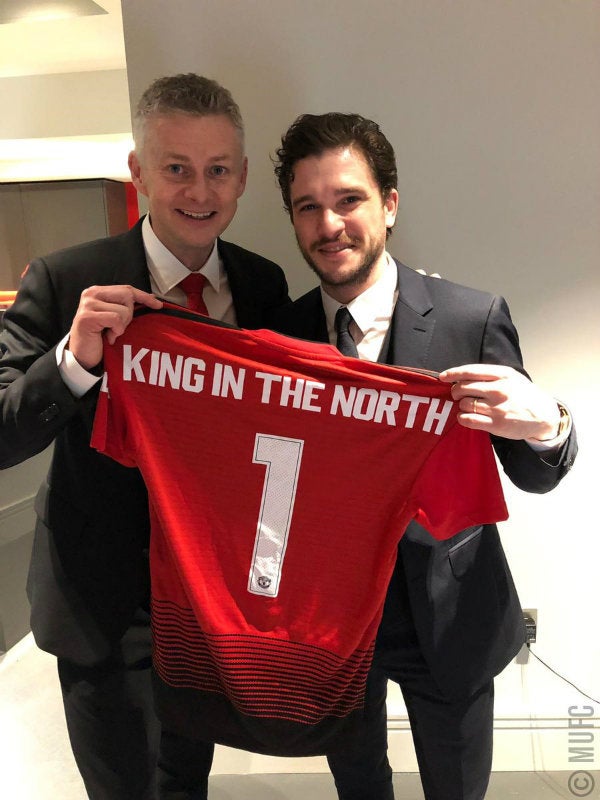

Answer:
[257,576,271,589]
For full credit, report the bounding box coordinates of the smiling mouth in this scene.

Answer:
[178,209,216,220]
[315,240,355,254]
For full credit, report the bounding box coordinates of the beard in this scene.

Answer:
[296,232,386,291]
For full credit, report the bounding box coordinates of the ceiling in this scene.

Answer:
[0,0,130,181]
[0,0,125,79]
[0,0,107,26]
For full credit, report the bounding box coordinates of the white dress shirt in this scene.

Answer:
[57,215,236,397]
[142,215,236,325]
[320,253,398,362]
[321,253,569,452]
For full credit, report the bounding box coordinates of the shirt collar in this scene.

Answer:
[142,214,222,296]
[321,253,398,337]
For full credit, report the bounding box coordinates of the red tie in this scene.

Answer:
[180,272,209,315]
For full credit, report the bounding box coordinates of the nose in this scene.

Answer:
[318,208,344,239]
[183,174,211,204]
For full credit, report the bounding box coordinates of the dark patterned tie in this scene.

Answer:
[334,306,359,358]
[180,272,209,315]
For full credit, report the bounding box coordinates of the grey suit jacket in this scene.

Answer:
[0,218,289,664]
[270,259,577,698]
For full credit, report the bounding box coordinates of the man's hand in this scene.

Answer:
[439,364,562,442]
[68,285,163,370]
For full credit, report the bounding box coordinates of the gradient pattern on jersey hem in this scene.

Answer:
[152,598,373,725]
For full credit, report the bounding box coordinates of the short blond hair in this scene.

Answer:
[133,73,244,153]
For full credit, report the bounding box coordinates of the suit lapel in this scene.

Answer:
[109,218,152,292]
[289,288,329,343]
[303,290,329,342]
[218,239,259,328]
[388,259,435,369]
[288,261,435,368]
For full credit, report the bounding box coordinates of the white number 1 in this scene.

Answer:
[248,433,304,597]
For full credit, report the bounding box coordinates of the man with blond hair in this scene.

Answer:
[0,73,288,799]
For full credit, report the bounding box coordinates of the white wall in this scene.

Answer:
[124,0,599,774]
[0,69,133,182]
[0,70,131,139]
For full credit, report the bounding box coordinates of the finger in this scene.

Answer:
[458,396,488,416]
[97,309,132,337]
[74,302,135,333]
[105,328,123,346]
[131,288,163,309]
[450,381,506,404]
[70,309,132,364]
[455,413,495,433]
[82,285,163,310]
[439,364,514,383]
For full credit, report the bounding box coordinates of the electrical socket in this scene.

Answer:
[522,608,537,644]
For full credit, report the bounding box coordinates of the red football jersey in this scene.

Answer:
[92,304,508,755]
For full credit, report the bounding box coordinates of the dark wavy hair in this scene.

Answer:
[274,112,397,233]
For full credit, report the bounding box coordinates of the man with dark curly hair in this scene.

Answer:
[271,111,576,800]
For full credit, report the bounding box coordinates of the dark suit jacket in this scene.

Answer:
[270,260,577,699]
[0,218,289,665]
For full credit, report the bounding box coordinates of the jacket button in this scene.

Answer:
[38,403,60,423]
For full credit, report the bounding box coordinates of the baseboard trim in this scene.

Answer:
[0,495,36,546]
[211,714,599,775]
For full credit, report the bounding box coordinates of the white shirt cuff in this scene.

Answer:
[56,333,103,398]
[525,406,572,453]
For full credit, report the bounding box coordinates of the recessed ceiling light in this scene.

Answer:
[0,0,108,25]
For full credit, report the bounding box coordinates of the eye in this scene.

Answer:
[298,203,317,213]
[166,164,186,176]
[341,195,361,206]
[209,165,228,177]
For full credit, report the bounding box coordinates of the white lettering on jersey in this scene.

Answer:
[120,348,451,433]
[330,386,452,434]
[255,372,324,411]
[255,371,282,403]
[248,434,304,598]
[122,345,206,393]
[211,363,246,398]
[423,398,453,435]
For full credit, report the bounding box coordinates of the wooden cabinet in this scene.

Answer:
[0,178,130,290]
[0,178,131,651]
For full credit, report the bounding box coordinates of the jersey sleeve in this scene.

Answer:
[409,422,508,540]
[90,371,137,468]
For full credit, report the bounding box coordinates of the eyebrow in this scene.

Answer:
[163,152,192,162]
[162,152,235,162]
[291,187,366,209]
